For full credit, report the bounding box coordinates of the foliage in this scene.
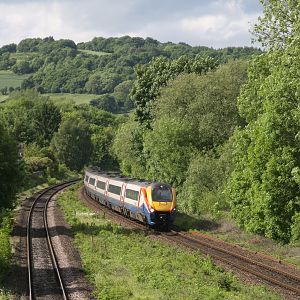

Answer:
[179,144,234,216]
[90,125,118,170]
[142,61,247,187]
[0,124,22,209]
[291,212,300,244]
[0,36,260,114]
[227,40,300,242]
[0,90,60,146]
[131,55,218,127]
[90,95,118,113]
[51,116,93,171]
[32,100,61,146]
[0,211,12,285]
[112,116,146,178]
[253,0,300,49]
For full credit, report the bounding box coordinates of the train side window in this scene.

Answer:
[85,175,89,182]
[108,184,121,195]
[89,178,96,185]
[125,189,139,201]
[96,180,106,190]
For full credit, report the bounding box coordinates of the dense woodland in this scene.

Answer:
[0,0,300,249]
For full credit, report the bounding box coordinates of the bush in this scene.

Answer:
[0,210,12,284]
[291,213,300,245]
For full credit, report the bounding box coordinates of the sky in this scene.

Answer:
[0,0,262,48]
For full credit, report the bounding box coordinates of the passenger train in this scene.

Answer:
[84,167,176,229]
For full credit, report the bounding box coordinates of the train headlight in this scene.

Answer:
[150,207,155,213]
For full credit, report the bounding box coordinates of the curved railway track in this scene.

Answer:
[165,231,300,297]
[27,180,79,300]
[80,187,300,299]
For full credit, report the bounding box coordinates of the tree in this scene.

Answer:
[143,61,247,188]
[33,100,61,146]
[131,55,218,127]
[227,40,300,242]
[253,0,300,49]
[0,124,22,208]
[112,116,146,178]
[12,60,32,74]
[51,116,93,171]
[90,125,117,170]
[226,0,300,243]
[90,95,117,113]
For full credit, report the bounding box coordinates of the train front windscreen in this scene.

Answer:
[152,185,172,202]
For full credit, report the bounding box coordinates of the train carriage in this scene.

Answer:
[84,168,176,229]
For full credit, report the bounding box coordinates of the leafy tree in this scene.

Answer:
[51,116,92,171]
[0,91,60,145]
[131,55,218,127]
[0,43,16,55]
[113,80,134,110]
[90,125,117,170]
[0,124,22,208]
[32,100,61,146]
[112,117,146,178]
[226,0,300,243]
[227,41,300,242]
[143,60,247,188]
[90,95,117,113]
[253,0,300,49]
[12,60,32,74]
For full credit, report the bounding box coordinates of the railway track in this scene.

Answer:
[27,180,79,300]
[80,187,300,299]
[165,231,300,298]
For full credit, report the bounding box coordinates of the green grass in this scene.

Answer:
[0,95,9,103]
[0,208,15,300]
[57,186,281,300]
[10,52,37,61]
[79,49,111,57]
[46,93,99,105]
[0,70,30,89]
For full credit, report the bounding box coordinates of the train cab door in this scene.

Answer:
[138,188,145,214]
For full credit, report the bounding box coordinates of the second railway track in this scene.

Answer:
[27,180,79,300]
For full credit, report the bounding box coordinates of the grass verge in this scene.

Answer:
[57,185,281,300]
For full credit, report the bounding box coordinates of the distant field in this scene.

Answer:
[10,52,38,61]
[0,95,9,102]
[78,49,111,56]
[0,70,30,89]
[46,93,99,105]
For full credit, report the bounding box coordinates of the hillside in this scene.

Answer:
[0,36,261,111]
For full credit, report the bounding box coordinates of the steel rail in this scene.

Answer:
[27,179,79,299]
[167,231,300,296]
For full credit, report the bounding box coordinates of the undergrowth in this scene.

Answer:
[57,185,281,300]
[0,209,12,300]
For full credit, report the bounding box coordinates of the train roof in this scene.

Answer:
[85,167,153,187]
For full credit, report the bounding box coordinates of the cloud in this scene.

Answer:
[0,0,262,48]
